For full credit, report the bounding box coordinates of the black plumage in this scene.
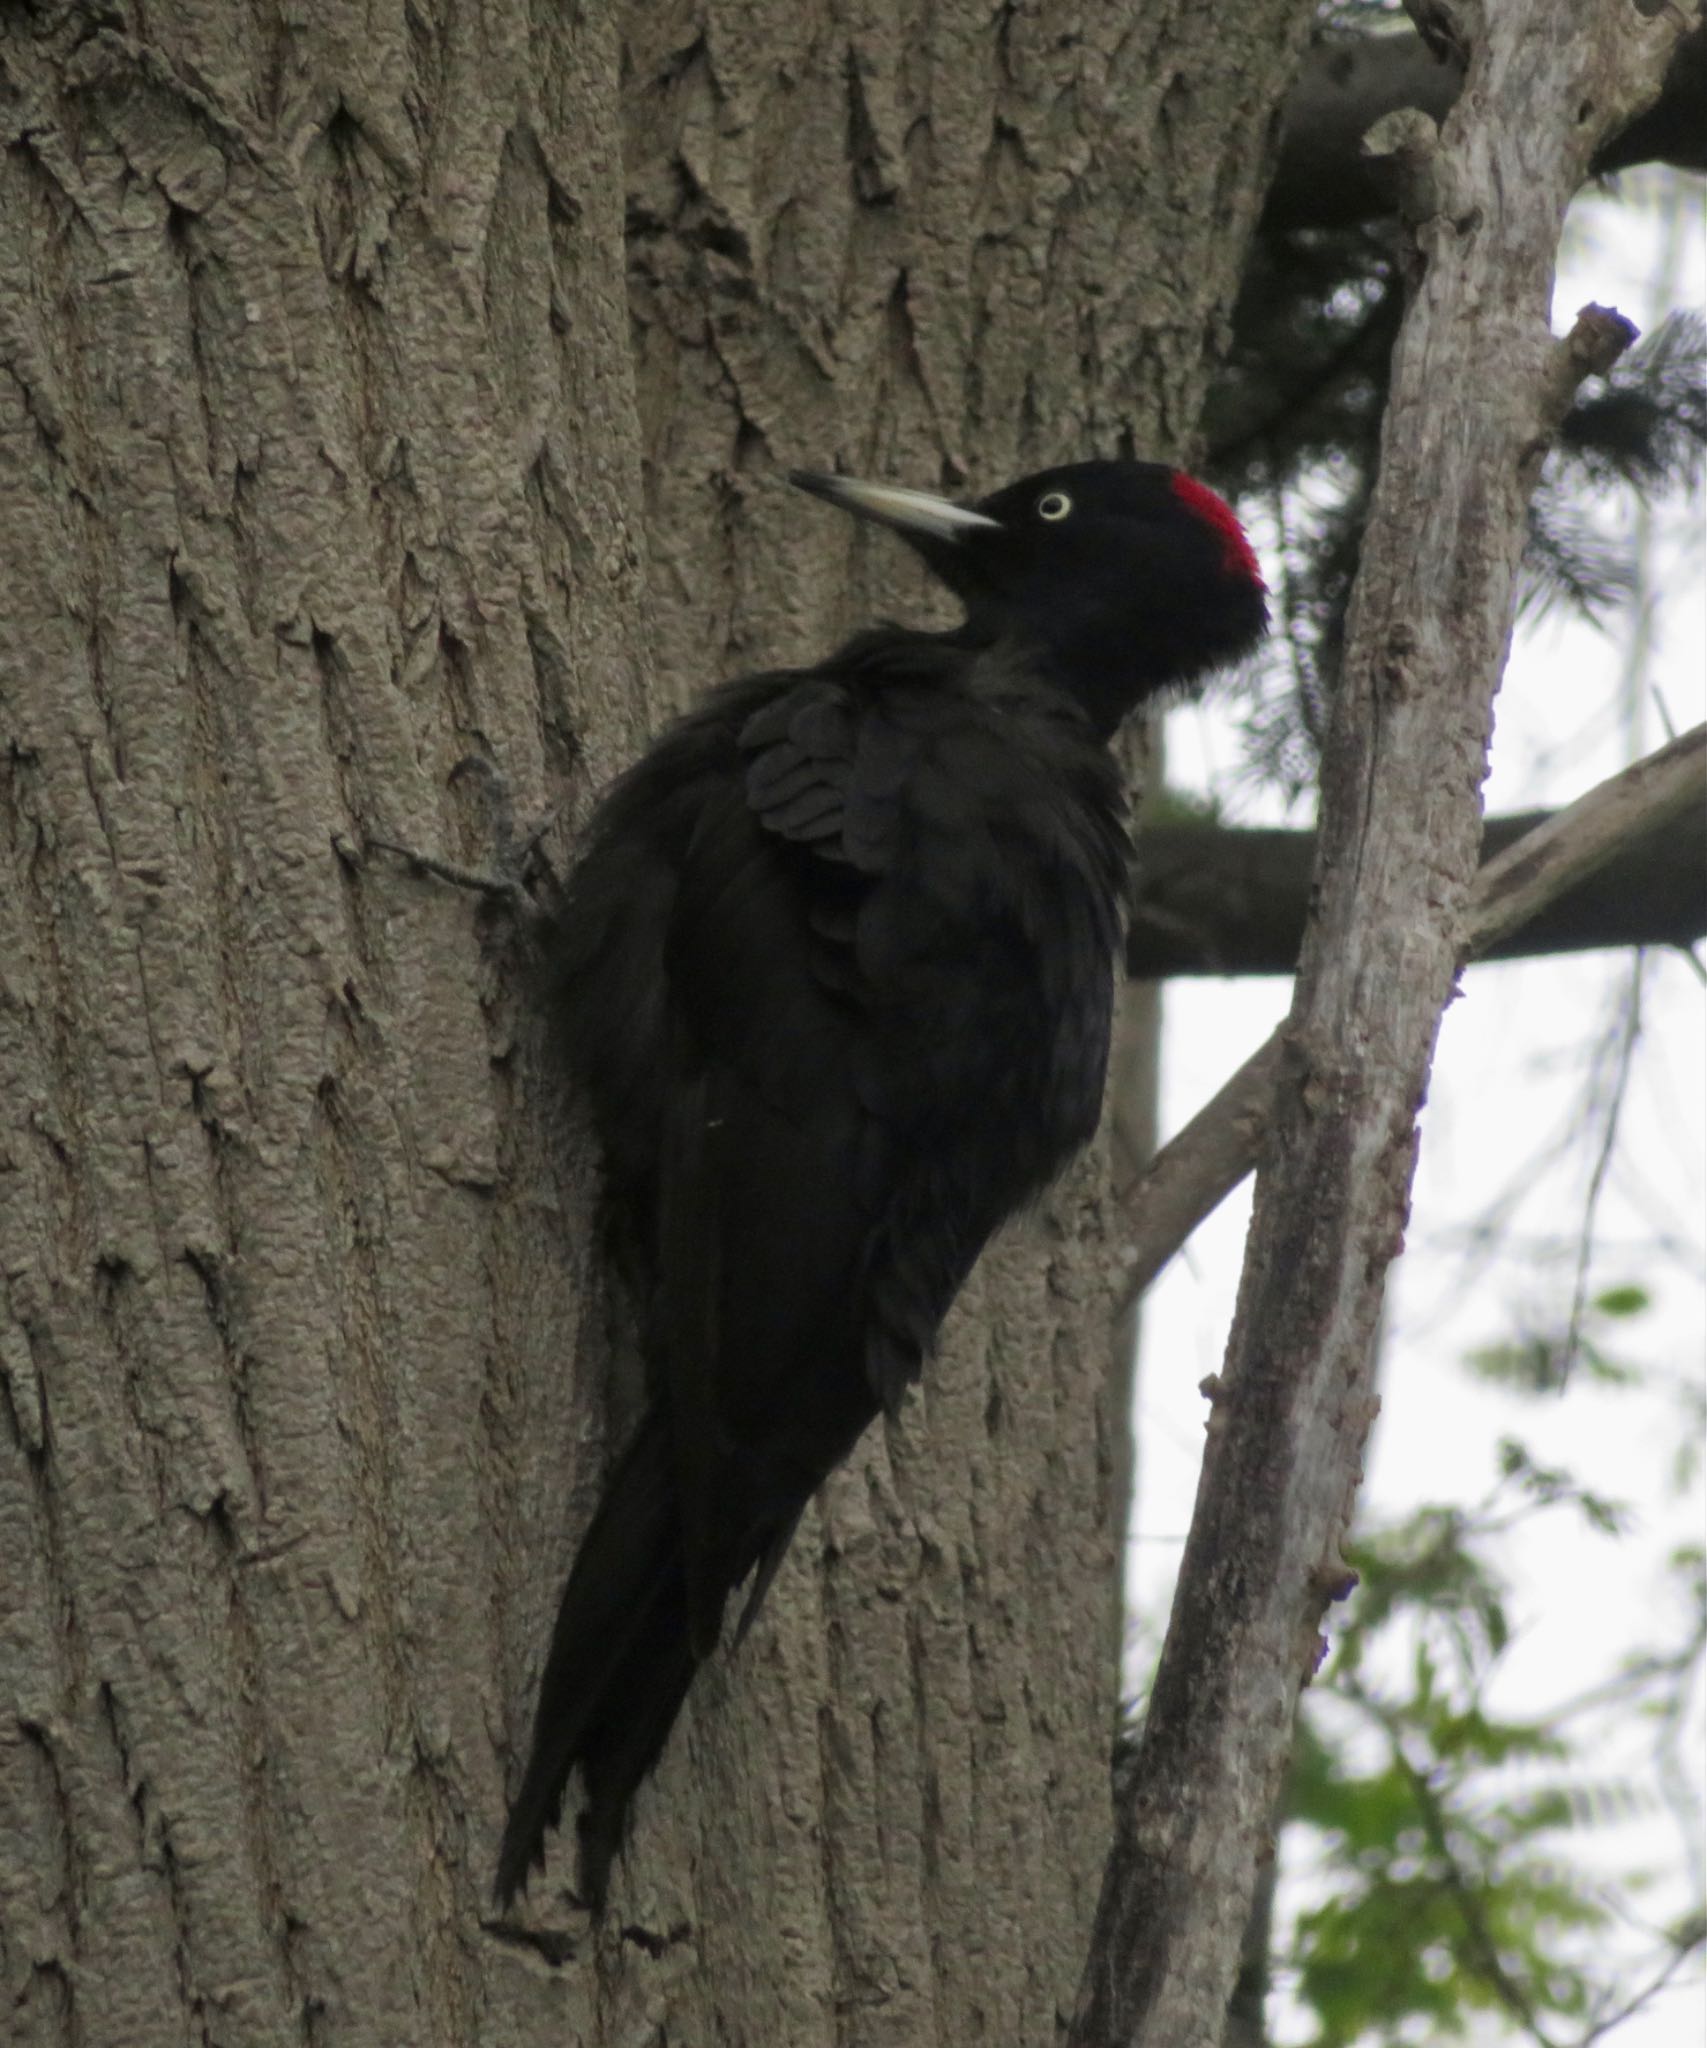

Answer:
[494,460,1268,1910]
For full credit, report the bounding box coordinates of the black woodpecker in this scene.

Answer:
[494,459,1268,1910]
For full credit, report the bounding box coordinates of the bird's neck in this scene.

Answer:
[948,616,1146,741]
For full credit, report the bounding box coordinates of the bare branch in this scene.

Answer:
[1128,774,1707,978]
[1072,4,1695,2037]
[1114,1037,1285,1313]
[1560,955,1646,1376]
[1465,720,1706,955]
[1577,1922,1707,2046]
[1115,721,1706,1315]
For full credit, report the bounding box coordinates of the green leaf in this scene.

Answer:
[1592,1283,1651,1318]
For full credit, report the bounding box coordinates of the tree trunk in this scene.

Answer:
[0,5,1309,2043]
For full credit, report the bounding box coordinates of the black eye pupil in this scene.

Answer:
[1039,493,1071,520]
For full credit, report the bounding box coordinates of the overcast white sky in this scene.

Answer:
[1130,172,1706,2045]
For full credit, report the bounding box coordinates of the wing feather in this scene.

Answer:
[554,639,1131,1648]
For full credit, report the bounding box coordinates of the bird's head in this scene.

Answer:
[790,460,1268,735]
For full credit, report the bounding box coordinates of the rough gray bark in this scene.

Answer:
[0,12,650,2048]
[0,4,1314,2045]
[1127,788,1707,977]
[1070,2,1694,2039]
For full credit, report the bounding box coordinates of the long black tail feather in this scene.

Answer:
[494,1412,699,1910]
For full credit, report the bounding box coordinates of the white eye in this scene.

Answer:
[1036,490,1073,522]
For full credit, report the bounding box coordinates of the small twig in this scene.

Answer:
[1559,955,1645,1378]
[1576,1922,1707,2047]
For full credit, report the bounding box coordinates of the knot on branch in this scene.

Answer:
[1538,302,1641,437]
[1360,107,1476,230]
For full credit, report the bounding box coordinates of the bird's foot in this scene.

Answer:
[362,756,564,926]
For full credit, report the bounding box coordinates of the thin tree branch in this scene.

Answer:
[1113,1037,1286,1313]
[1464,722,1706,954]
[1115,721,1706,1314]
[1128,788,1707,978]
[1560,955,1646,1375]
[1071,3,1692,2035]
[1577,1928,1707,2048]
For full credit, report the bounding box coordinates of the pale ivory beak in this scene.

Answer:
[788,470,1000,541]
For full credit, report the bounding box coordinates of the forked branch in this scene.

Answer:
[1071,3,1695,2038]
